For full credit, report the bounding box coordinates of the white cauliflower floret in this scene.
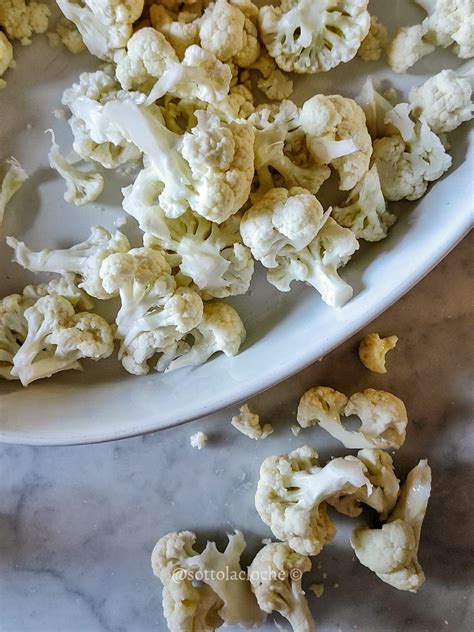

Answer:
[373,104,452,201]
[149,3,199,60]
[0,293,30,380]
[301,94,372,191]
[359,332,398,373]
[248,542,314,632]
[198,0,260,68]
[297,386,408,450]
[327,448,400,520]
[81,100,254,223]
[152,530,264,629]
[190,431,207,449]
[408,68,473,134]
[357,15,388,61]
[259,0,370,74]
[62,68,143,169]
[55,17,86,54]
[22,277,94,311]
[351,460,432,592]
[419,0,474,59]
[0,0,50,44]
[56,0,144,60]
[9,295,114,386]
[99,247,203,374]
[47,131,104,207]
[157,302,246,372]
[332,166,396,242]
[260,215,359,308]
[231,404,273,440]
[7,226,131,300]
[255,444,373,555]
[0,31,13,88]
[257,69,293,101]
[387,24,434,74]
[140,212,254,299]
[0,157,28,225]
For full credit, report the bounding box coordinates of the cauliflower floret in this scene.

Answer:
[332,166,396,242]
[351,460,432,592]
[10,295,113,386]
[0,31,13,88]
[387,24,434,74]
[149,3,199,60]
[62,68,143,169]
[327,448,400,520]
[7,226,131,300]
[152,530,265,628]
[408,68,473,134]
[198,0,260,68]
[157,302,246,372]
[301,94,372,191]
[297,386,408,450]
[55,17,86,54]
[56,0,144,60]
[359,332,398,373]
[190,431,207,449]
[99,247,202,374]
[0,0,50,44]
[47,131,104,207]
[248,542,314,632]
[0,293,30,380]
[255,444,373,555]
[420,0,474,59]
[373,104,452,201]
[231,404,273,440]
[257,69,293,101]
[0,157,28,225]
[23,277,94,311]
[259,0,370,74]
[264,217,359,308]
[357,15,388,61]
[139,211,254,298]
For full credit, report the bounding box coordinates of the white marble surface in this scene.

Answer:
[0,234,473,632]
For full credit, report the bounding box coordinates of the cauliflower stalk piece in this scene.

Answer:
[249,542,314,632]
[47,131,104,207]
[259,0,370,74]
[99,247,203,375]
[332,166,396,242]
[56,0,144,61]
[140,213,254,299]
[351,460,432,592]
[359,332,398,373]
[9,295,113,386]
[0,157,28,225]
[152,530,265,629]
[0,31,13,88]
[297,386,408,450]
[231,404,273,440]
[373,104,452,201]
[0,0,50,44]
[76,98,254,223]
[255,444,373,555]
[62,68,143,169]
[157,302,246,372]
[408,68,474,134]
[7,226,131,300]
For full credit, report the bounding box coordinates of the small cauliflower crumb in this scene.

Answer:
[261,537,272,545]
[231,404,273,440]
[53,108,68,120]
[358,15,388,62]
[359,333,398,374]
[257,69,293,101]
[290,424,301,437]
[309,583,325,598]
[383,87,398,103]
[190,431,208,450]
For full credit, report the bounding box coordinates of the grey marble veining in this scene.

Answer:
[0,234,473,632]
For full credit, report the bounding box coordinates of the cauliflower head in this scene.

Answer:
[259,0,370,74]
[248,542,314,632]
[297,386,408,450]
[358,332,398,373]
[7,226,131,300]
[255,444,372,555]
[351,459,432,592]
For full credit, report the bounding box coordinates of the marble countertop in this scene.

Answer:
[0,234,472,632]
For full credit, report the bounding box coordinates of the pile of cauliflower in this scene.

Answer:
[1,0,473,387]
[152,385,433,631]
